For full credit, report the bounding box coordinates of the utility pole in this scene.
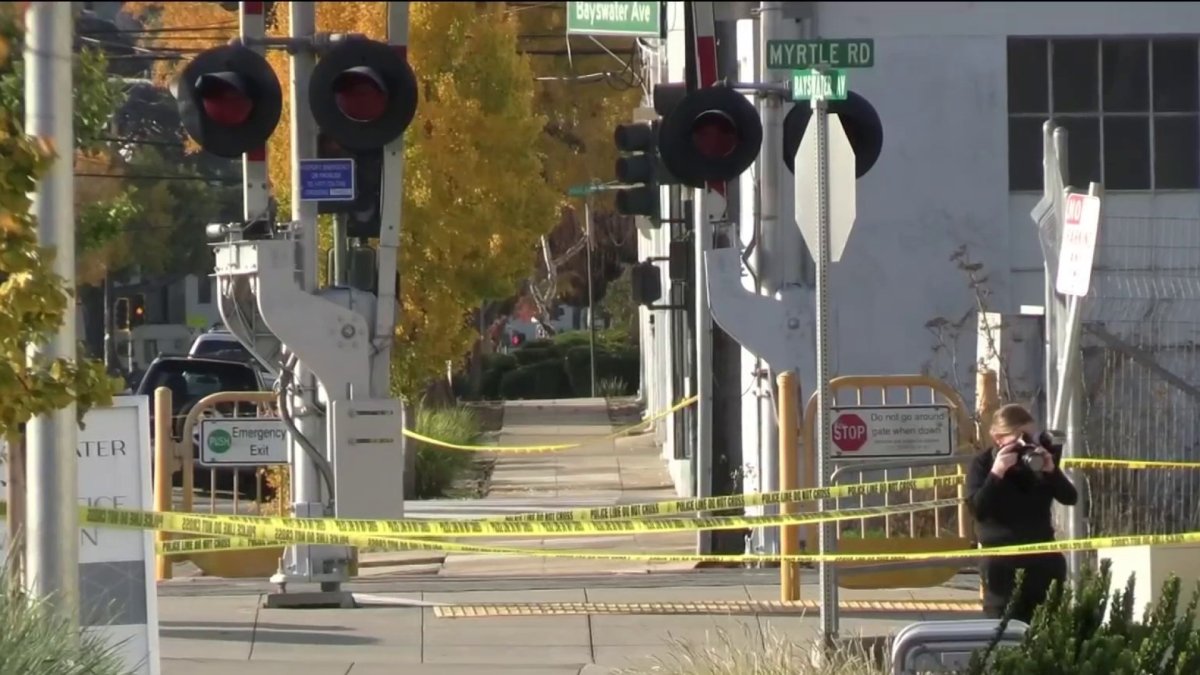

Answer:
[285,0,328,585]
[584,198,598,397]
[24,0,79,627]
[752,0,785,556]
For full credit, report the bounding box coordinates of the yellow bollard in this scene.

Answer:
[778,371,800,602]
[153,387,174,581]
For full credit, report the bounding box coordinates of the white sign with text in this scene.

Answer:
[1055,192,1102,297]
[199,418,288,466]
[1,397,161,675]
[830,405,955,459]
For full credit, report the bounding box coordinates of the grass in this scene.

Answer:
[1,557,133,675]
[411,405,490,500]
[616,625,889,675]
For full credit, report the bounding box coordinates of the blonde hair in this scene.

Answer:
[990,403,1035,436]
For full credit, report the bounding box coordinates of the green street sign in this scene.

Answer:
[792,69,848,102]
[767,39,875,70]
[566,1,661,38]
[206,428,232,454]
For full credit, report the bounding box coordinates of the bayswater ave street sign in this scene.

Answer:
[792,68,848,102]
[566,1,661,37]
[767,39,875,70]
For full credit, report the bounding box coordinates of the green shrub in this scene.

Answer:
[499,360,572,400]
[411,406,482,499]
[513,345,559,366]
[480,353,519,400]
[564,345,639,397]
[0,566,133,675]
[551,331,593,349]
[968,559,1200,674]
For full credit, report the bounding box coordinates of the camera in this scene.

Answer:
[1013,434,1046,473]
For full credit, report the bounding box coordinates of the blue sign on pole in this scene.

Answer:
[298,158,356,201]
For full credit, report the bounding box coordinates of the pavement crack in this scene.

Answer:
[343,664,355,675]
[248,593,263,660]
[584,588,596,664]
[420,600,426,663]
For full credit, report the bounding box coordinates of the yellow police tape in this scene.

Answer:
[87,497,958,542]
[157,527,1200,565]
[401,396,698,453]
[493,474,967,522]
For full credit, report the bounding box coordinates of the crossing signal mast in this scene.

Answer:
[172,3,417,603]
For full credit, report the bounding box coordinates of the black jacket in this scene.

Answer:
[966,437,1079,547]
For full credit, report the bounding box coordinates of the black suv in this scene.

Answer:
[135,355,276,500]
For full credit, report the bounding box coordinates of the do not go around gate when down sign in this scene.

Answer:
[1055,192,1102,297]
[830,406,954,459]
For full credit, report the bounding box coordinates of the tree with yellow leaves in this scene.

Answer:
[0,4,118,440]
[128,2,561,398]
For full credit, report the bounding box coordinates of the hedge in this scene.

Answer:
[564,345,639,397]
[498,360,573,399]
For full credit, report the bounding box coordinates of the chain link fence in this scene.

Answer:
[1081,214,1200,537]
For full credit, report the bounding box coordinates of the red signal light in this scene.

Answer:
[691,110,738,160]
[196,73,254,127]
[333,67,388,123]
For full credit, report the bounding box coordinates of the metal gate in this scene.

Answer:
[802,375,977,590]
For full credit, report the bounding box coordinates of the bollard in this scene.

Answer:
[153,386,174,581]
[778,370,800,602]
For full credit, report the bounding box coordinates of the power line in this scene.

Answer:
[76,172,239,183]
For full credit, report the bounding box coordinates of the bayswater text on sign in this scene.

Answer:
[565,1,661,37]
[830,405,954,459]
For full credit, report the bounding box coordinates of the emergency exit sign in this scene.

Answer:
[767,39,875,70]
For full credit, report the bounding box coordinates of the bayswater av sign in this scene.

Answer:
[566,1,662,37]
[829,405,954,459]
[0,397,161,675]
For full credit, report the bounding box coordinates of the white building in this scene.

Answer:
[642,2,1200,507]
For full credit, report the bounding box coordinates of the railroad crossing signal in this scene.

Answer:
[783,90,883,178]
[657,87,763,188]
[308,38,418,152]
[173,44,283,159]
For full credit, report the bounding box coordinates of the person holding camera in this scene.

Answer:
[966,403,1079,623]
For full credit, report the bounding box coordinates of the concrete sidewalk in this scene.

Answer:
[159,576,981,674]
[356,398,697,578]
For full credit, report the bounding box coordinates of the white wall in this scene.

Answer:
[807,1,1200,393]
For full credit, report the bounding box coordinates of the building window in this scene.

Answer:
[1008,37,1200,192]
[144,339,158,360]
[198,276,213,305]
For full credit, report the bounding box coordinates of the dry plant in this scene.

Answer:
[615,624,888,675]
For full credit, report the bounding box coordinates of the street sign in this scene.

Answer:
[298,158,355,201]
[792,68,848,102]
[566,1,661,37]
[830,406,955,459]
[1055,192,1102,297]
[200,418,289,466]
[795,113,857,262]
[767,39,875,70]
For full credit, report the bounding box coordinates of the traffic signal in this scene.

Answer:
[631,261,663,306]
[173,44,283,159]
[114,297,130,331]
[613,121,660,217]
[130,294,147,327]
[782,91,884,178]
[510,332,525,348]
[309,38,418,153]
[657,87,763,188]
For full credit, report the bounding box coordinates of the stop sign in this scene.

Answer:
[832,413,868,452]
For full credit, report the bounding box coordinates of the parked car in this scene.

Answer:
[135,355,276,500]
[188,328,279,390]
